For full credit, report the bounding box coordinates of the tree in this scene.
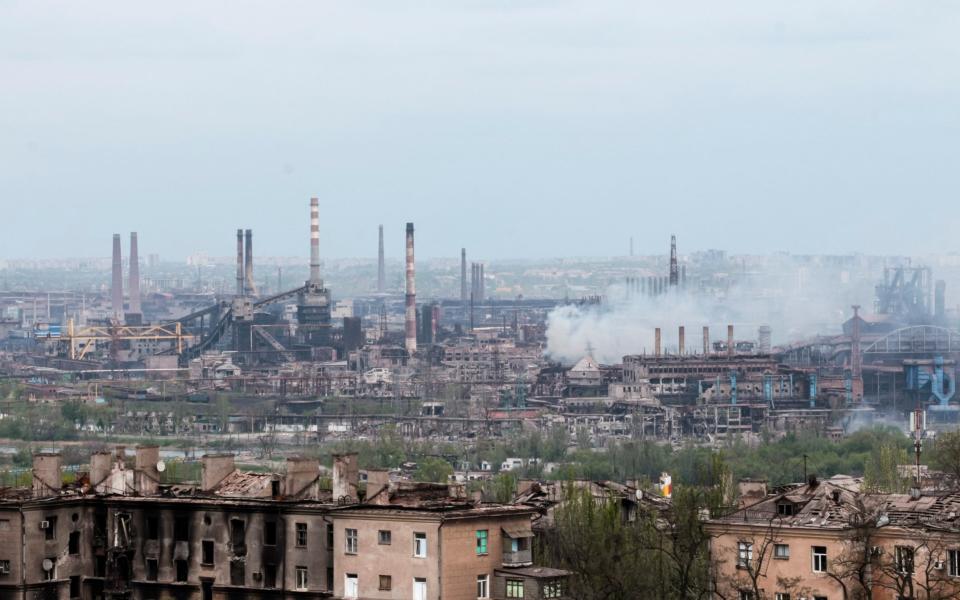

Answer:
[931,430,960,482]
[863,443,911,493]
[414,457,453,483]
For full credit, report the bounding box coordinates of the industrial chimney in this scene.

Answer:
[461,248,467,303]
[678,326,685,355]
[703,326,710,355]
[727,325,735,357]
[244,229,258,296]
[377,224,385,293]
[655,327,662,357]
[111,234,123,321]
[128,232,141,316]
[405,223,417,355]
[236,229,245,296]
[310,198,321,285]
[669,235,679,286]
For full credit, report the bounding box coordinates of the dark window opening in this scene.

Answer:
[201,541,214,565]
[69,531,80,555]
[326,523,333,547]
[264,521,277,546]
[231,519,246,554]
[379,575,392,591]
[146,559,158,582]
[44,516,57,541]
[175,559,188,583]
[295,523,307,547]
[95,556,106,578]
[264,564,277,589]
[271,480,280,497]
[145,516,159,540]
[70,575,80,599]
[201,581,213,600]
[174,516,189,542]
[326,567,333,592]
[230,561,244,586]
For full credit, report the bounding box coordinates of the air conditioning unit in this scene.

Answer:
[870,546,883,557]
[0,564,10,575]
[935,560,945,570]
[39,521,50,530]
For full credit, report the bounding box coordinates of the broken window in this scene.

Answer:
[70,575,80,599]
[950,549,960,577]
[264,521,277,546]
[175,559,188,583]
[737,542,753,568]
[145,516,159,540]
[326,523,334,548]
[812,546,827,573]
[146,559,158,582]
[201,581,213,600]
[264,564,277,589]
[295,522,307,547]
[44,516,57,541]
[69,531,80,555]
[95,556,106,578]
[895,546,915,575]
[201,540,214,565]
[231,519,246,554]
[174,516,189,542]
[230,561,244,586]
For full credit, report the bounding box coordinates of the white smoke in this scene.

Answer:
[546,265,875,365]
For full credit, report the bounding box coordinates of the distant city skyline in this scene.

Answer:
[2,1,959,260]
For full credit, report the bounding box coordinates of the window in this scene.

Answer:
[379,575,392,591]
[738,542,753,568]
[506,579,524,599]
[95,556,106,578]
[201,540,214,565]
[345,529,358,554]
[264,521,277,546]
[264,564,277,588]
[812,546,828,573]
[774,544,790,559]
[477,574,489,599]
[777,503,794,516]
[476,530,488,555]
[70,575,80,599]
[296,567,308,591]
[775,594,791,600]
[231,519,245,544]
[542,579,563,599]
[202,581,213,600]
[949,549,960,577]
[379,530,392,545]
[146,559,158,581]
[327,568,334,592]
[344,574,358,598]
[739,592,754,600]
[174,516,189,542]
[175,559,188,583]
[44,516,57,540]
[230,560,244,586]
[413,578,427,600]
[895,546,915,575]
[146,516,159,540]
[414,532,427,558]
[69,531,80,555]
[296,522,307,547]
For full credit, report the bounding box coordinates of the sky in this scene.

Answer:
[1,1,959,261]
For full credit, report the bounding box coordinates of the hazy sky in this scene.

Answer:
[2,1,959,261]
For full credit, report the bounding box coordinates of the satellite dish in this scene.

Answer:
[156,460,166,473]
[635,489,643,501]
[42,559,53,572]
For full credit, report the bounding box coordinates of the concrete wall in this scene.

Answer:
[440,515,529,600]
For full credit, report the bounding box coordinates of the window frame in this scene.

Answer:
[895,545,915,575]
[379,574,392,591]
[413,532,427,558]
[263,521,278,546]
[812,546,828,573]
[505,578,524,599]
[949,549,960,577]
[476,529,488,555]
[345,528,358,555]
[477,574,489,599]
[774,544,790,559]
[737,541,754,568]
[295,522,308,547]
[295,566,308,591]
[378,530,392,545]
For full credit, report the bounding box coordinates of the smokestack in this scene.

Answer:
[405,223,417,355]
[111,234,123,320]
[935,280,946,320]
[461,249,467,303]
[851,305,862,401]
[727,324,735,357]
[655,327,661,357]
[244,229,258,296]
[758,325,772,354]
[310,198,321,285]
[236,229,245,296]
[377,224,385,292]
[480,264,485,300]
[678,326,685,355]
[703,326,710,355]
[669,235,679,286]
[128,232,141,315]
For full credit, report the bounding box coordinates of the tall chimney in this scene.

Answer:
[480,264,486,300]
[244,229,258,296]
[655,327,661,357]
[128,232,141,315]
[727,325,735,357]
[678,326,685,355]
[703,326,710,355]
[377,224,385,293]
[460,248,468,303]
[405,223,417,355]
[310,198,321,285]
[111,234,123,320]
[236,229,245,296]
[851,305,862,402]
[669,235,679,286]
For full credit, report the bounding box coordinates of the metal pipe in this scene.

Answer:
[405,223,416,355]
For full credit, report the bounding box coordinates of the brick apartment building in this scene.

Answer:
[0,448,567,600]
[707,474,960,600]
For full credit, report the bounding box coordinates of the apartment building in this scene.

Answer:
[0,449,566,600]
[707,474,960,600]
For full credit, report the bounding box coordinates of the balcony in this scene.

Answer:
[502,549,532,567]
